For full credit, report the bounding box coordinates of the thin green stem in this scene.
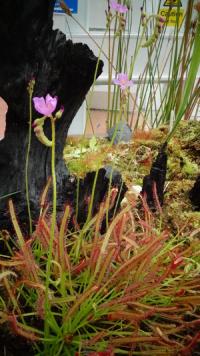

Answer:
[50,117,57,253]
[25,83,34,235]
[107,15,112,129]
[44,117,57,343]
[0,191,21,201]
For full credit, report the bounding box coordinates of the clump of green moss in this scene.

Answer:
[174,120,200,144]
[173,121,200,164]
[63,136,108,177]
[163,178,200,235]
[181,156,199,176]
[167,148,199,180]
[167,123,200,179]
[63,121,200,234]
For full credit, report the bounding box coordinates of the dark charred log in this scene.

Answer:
[141,143,168,211]
[0,0,103,228]
[0,326,34,356]
[189,175,200,210]
[63,167,128,233]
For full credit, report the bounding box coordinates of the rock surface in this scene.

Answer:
[107,122,132,144]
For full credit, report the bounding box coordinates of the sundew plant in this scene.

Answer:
[1,182,200,355]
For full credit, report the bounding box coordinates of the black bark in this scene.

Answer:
[189,175,200,210]
[64,167,127,233]
[141,143,167,210]
[0,0,103,227]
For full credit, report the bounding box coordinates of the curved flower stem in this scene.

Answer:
[44,116,57,341]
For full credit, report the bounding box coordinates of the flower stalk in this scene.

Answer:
[26,79,35,235]
[32,93,64,341]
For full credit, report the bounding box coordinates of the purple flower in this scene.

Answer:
[113,73,133,90]
[110,0,128,13]
[33,94,58,117]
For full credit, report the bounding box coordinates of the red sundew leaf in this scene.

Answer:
[170,255,184,271]
[113,213,127,244]
[35,218,50,250]
[39,177,52,213]
[138,219,153,230]
[181,332,200,355]
[139,193,152,216]
[89,246,100,268]
[14,279,45,292]
[0,97,8,141]
[0,259,24,267]
[87,351,114,356]
[110,335,159,345]
[83,331,108,347]
[109,238,164,283]
[36,217,58,254]
[108,187,119,210]
[175,289,185,297]
[64,285,99,322]
[53,204,71,272]
[13,241,39,278]
[155,326,179,346]
[8,314,40,341]
[72,259,88,275]
[100,291,147,309]
[72,215,80,230]
[152,181,162,215]
[107,309,156,322]
[112,246,123,263]
[35,292,45,319]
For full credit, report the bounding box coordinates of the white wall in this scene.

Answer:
[53,0,200,123]
[54,0,187,73]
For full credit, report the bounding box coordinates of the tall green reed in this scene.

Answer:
[167,4,200,141]
[61,0,200,135]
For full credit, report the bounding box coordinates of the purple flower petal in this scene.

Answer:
[110,0,118,10]
[113,72,133,91]
[33,97,47,115]
[33,94,58,117]
[110,0,128,13]
[118,73,129,82]
[113,78,121,85]
[45,94,58,115]
[118,4,128,13]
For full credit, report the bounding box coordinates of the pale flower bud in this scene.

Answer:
[55,106,64,119]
